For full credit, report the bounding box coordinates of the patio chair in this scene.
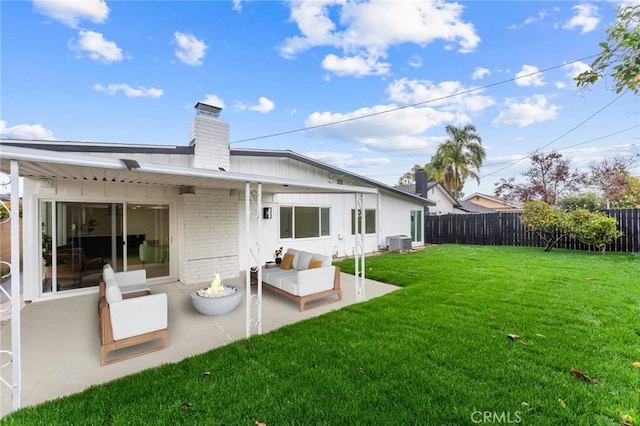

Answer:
[98,264,168,366]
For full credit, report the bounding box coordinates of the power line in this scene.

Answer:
[230,54,599,144]
[481,124,640,169]
[480,91,630,178]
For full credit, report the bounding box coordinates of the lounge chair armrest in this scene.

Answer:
[109,293,167,340]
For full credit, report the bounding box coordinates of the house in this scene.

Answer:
[455,199,497,214]
[395,169,460,215]
[463,193,523,212]
[0,103,432,304]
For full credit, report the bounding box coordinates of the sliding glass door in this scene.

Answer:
[41,201,170,295]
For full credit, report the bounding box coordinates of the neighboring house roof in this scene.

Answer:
[463,193,523,211]
[394,181,458,208]
[231,148,435,206]
[455,199,497,213]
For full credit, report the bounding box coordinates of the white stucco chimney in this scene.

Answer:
[190,102,230,171]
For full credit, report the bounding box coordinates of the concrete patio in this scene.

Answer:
[0,271,399,417]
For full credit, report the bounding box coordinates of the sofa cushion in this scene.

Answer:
[281,252,294,270]
[308,259,323,269]
[314,255,333,267]
[296,251,314,271]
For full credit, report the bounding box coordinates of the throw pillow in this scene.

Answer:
[308,259,323,269]
[281,253,294,270]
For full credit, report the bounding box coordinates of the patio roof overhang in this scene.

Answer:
[0,144,378,196]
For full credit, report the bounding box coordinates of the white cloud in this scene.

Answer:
[472,67,490,80]
[386,78,495,113]
[94,83,163,98]
[492,95,560,127]
[563,61,590,79]
[305,151,391,169]
[174,32,208,66]
[33,0,109,28]
[0,120,55,140]
[232,0,243,12]
[408,55,422,68]
[514,65,545,87]
[508,10,548,30]
[237,97,275,113]
[279,0,480,77]
[201,94,226,109]
[321,53,390,77]
[563,4,600,34]
[305,104,453,154]
[69,30,123,63]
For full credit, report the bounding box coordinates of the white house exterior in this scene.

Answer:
[0,104,432,303]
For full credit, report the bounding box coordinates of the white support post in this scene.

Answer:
[10,160,21,410]
[244,183,251,338]
[355,193,365,301]
[245,183,263,338]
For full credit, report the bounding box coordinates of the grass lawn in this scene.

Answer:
[3,245,640,425]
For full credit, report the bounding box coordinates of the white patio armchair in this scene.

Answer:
[99,264,169,366]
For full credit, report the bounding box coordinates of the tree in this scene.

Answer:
[425,124,486,199]
[558,192,605,212]
[575,4,640,94]
[494,151,587,206]
[521,201,623,252]
[520,201,571,251]
[589,156,638,208]
[617,176,640,208]
[397,164,423,186]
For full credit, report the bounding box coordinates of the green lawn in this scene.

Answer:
[3,245,640,425]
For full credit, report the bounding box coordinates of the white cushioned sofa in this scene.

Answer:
[99,264,169,366]
[260,249,341,311]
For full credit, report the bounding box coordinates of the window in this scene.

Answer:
[279,206,330,239]
[351,209,376,235]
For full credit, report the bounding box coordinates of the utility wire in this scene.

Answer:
[230,54,599,144]
[480,91,630,178]
[481,124,640,169]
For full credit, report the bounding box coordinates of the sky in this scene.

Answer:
[1,0,639,197]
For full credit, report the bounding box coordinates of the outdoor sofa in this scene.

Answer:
[260,248,341,311]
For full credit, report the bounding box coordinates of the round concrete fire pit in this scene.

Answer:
[189,285,243,315]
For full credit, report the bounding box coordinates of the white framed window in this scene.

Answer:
[279,206,330,239]
[351,209,376,235]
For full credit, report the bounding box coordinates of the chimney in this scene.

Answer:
[415,169,428,198]
[190,102,230,171]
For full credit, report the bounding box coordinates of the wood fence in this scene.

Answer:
[424,209,640,253]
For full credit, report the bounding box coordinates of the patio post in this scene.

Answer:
[355,192,365,301]
[10,160,21,410]
[245,182,263,338]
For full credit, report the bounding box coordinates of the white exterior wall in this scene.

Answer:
[177,188,239,284]
[428,185,457,215]
[233,158,426,268]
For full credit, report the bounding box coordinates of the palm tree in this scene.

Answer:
[425,124,486,199]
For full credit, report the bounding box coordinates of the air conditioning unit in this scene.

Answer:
[386,235,412,252]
